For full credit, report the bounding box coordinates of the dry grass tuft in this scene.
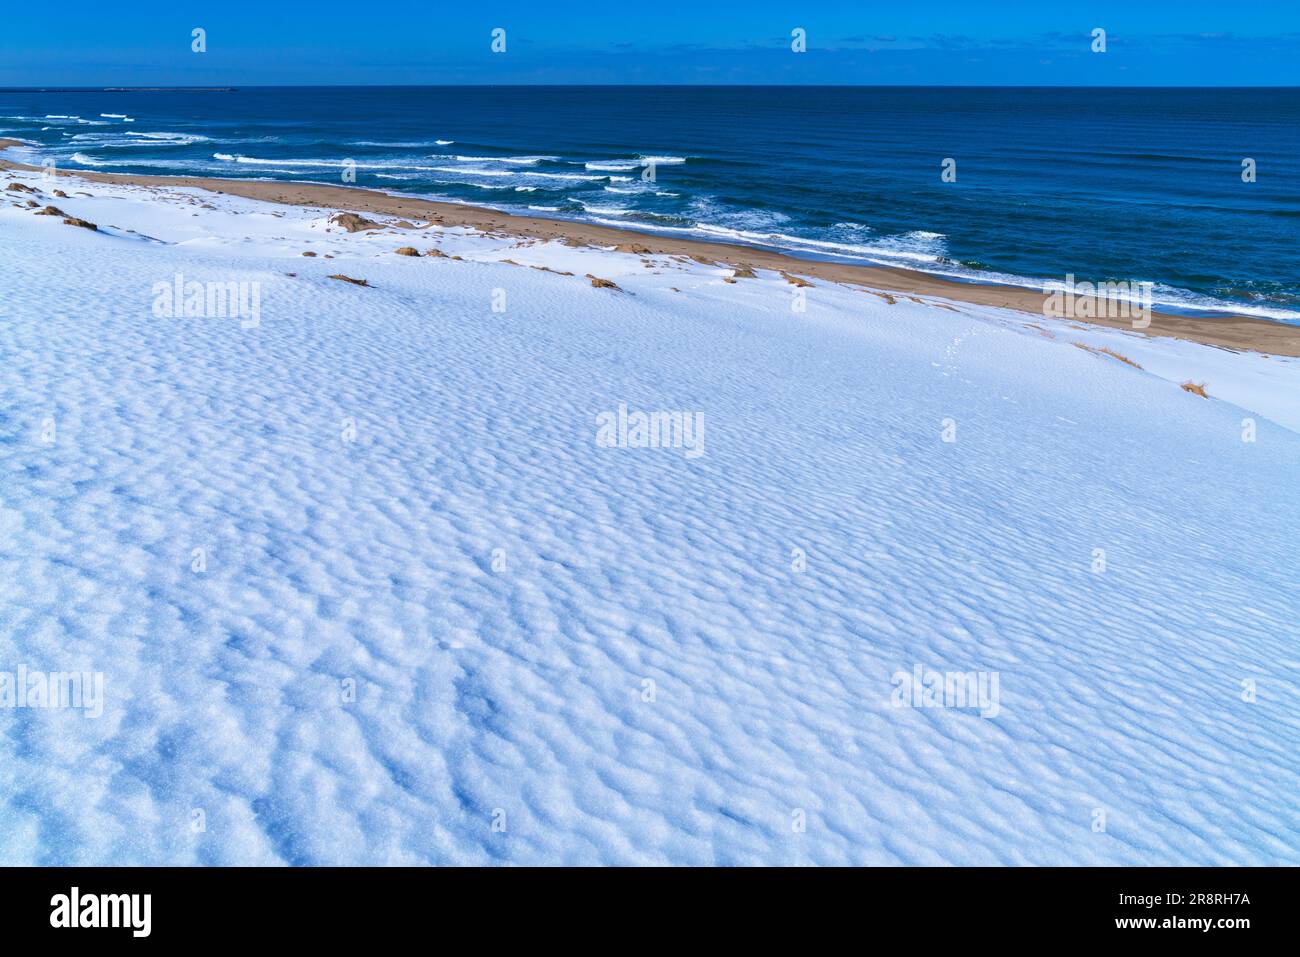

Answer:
[1071,342,1143,369]
[1180,380,1209,398]
[1098,347,1142,369]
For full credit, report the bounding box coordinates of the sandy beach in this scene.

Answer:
[5,138,1297,358]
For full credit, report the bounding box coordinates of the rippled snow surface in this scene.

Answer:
[1,170,1298,865]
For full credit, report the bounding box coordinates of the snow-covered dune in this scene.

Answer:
[2,170,1298,865]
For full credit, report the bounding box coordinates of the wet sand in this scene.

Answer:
[5,139,1298,357]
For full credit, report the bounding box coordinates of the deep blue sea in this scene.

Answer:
[3,86,1297,319]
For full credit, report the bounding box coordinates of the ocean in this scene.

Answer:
[3,85,1297,321]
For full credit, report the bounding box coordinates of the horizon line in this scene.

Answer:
[4,83,1299,91]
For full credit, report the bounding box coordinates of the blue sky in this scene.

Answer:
[2,0,1297,86]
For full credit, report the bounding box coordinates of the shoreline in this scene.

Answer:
[5,138,1299,357]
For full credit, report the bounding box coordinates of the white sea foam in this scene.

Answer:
[126,131,210,144]
[214,154,338,168]
[214,154,460,176]
[41,115,109,126]
[577,202,633,216]
[67,153,218,172]
[430,165,509,177]
[451,154,558,165]
[431,166,604,182]
[693,224,943,263]
[350,140,448,147]
[585,160,641,172]
[582,215,945,266]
